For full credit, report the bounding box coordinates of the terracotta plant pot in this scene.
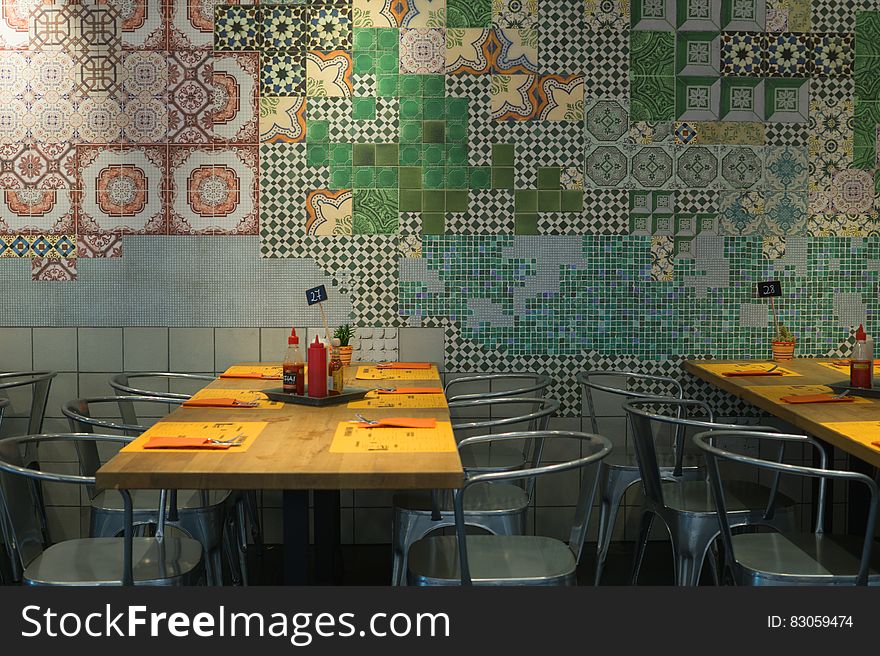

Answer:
[334,345,353,366]
[771,340,796,362]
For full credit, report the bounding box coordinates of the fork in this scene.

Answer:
[832,388,851,399]
[355,413,379,425]
[209,433,246,445]
[766,364,779,372]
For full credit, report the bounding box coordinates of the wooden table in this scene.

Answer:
[96,363,463,584]
[683,358,880,532]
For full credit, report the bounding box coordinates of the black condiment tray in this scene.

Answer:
[828,382,880,399]
[262,386,370,406]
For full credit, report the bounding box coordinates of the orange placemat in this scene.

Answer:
[182,388,283,410]
[121,421,267,453]
[219,365,283,380]
[330,420,456,453]
[355,365,440,381]
[698,363,800,378]
[745,385,871,405]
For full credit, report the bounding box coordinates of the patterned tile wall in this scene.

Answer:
[3,0,880,416]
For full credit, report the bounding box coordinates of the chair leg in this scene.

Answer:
[674,552,699,587]
[594,471,630,585]
[630,509,654,585]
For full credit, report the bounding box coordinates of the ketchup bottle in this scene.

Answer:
[283,328,305,395]
[851,324,872,389]
[307,336,328,398]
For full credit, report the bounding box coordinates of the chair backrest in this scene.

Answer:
[579,370,684,433]
[622,398,790,517]
[0,433,138,584]
[445,373,550,403]
[447,396,559,433]
[693,429,879,586]
[61,396,181,480]
[109,372,215,401]
[452,430,613,585]
[0,371,56,435]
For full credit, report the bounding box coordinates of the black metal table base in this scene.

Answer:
[282,490,343,585]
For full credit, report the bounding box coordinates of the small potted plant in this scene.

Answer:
[333,324,355,365]
[771,324,796,362]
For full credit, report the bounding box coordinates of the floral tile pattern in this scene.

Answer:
[305,188,354,234]
[306,50,354,96]
[400,28,446,73]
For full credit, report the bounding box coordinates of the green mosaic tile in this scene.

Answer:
[446,190,469,212]
[423,75,446,97]
[538,190,561,211]
[329,143,352,166]
[352,96,377,120]
[492,167,515,189]
[400,166,422,188]
[352,27,377,50]
[422,213,445,234]
[630,31,675,77]
[561,190,584,212]
[399,97,423,120]
[376,52,399,75]
[376,166,398,187]
[423,166,446,188]
[329,166,353,188]
[400,189,422,211]
[377,28,399,50]
[353,166,377,186]
[423,120,446,143]
[514,214,538,234]
[423,190,446,211]
[400,121,423,143]
[492,144,515,166]
[399,75,424,97]
[855,56,880,101]
[376,74,399,97]
[353,188,398,234]
[447,167,469,188]
[469,167,492,188]
[353,143,375,165]
[446,121,468,143]
[375,143,399,165]
[538,167,561,189]
[515,189,537,212]
[424,98,446,120]
[353,52,375,75]
[446,145,468,165]
[630,76,675,121]
[306,119,329,142]
[307,143,329,167]
[447,0,491,27]
[856,11,880,56]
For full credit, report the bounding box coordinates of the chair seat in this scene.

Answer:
[24,537,203,586]
[661,479,796,516]
[459,443,526,472]
[91,489,230,512]
[732,532,880,585]
[394,483,529,515]
[606,447,703,471]
[407,535,576,586]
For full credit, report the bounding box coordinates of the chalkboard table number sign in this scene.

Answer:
[756,280,783,337]
[306,285,331,342]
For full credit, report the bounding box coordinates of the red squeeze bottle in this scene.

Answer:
[851,324,872,389]
[307,336,328,398]
[283,328,305,395]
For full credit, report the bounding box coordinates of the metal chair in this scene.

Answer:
[0,432,204,585]
[0,371,57,579]
[444,373,551,403]
[391,396,560,585]
[580,371,706,584]
[0,397,10,583]
[623,398,799,586]
[695,429,880,586]
[62,395,230,585]
[109,372,215,401]
[407,430,612,585]
[110,371,261,585]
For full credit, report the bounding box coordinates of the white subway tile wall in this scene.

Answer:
[0,327,847,550]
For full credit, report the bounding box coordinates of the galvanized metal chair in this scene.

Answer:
[580,370,705,584]
[109,372,216,401]
[694,429,880,586]
[444,373,551,403]
[407,430,612,586]
[0,433,204,585]
[391,396,560,585]
[109,371,261,585]
[623,398,799,586]
[62,395,230,585]
[0,371,57,579]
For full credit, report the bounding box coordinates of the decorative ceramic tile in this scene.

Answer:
[261,5,307,49]
[0,144,77,189]
[352,188,399,233]
[214,5,261,51]
[110,0,167,50]
[168,50,214,144]
[212,52,260,144]
[765,32,812,77]
[584,145,630,187]
[446,28,493,74]
[170,0,220,48]
[352,0,398,27]
[261,50,306,96]
[631,146,674,188]
[830,169,876,213]
[76,145,168,235]
[493,0,537,28]
[306,50,353,96]
[676,145,721,189]
[31,257,76,281]
[490,74,541,120]
[537,75,584,121]
[77,234,124,259]
[400,28,446,73]
[720,145,764,189]
[310,5,352,49]
[395,0,447,27]
[168,145,259,235]
[260,96,308,143]
[0,189,74,234]
[447,0,491,26]
[305,188,354,234]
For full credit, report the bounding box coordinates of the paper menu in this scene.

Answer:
[744,385,871,404]
[348,392,448,409]
[185,388,284,409]
[329,420,457,453]
[355,365,441,381]
[698,363,801,377]
[121,421,268,453]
